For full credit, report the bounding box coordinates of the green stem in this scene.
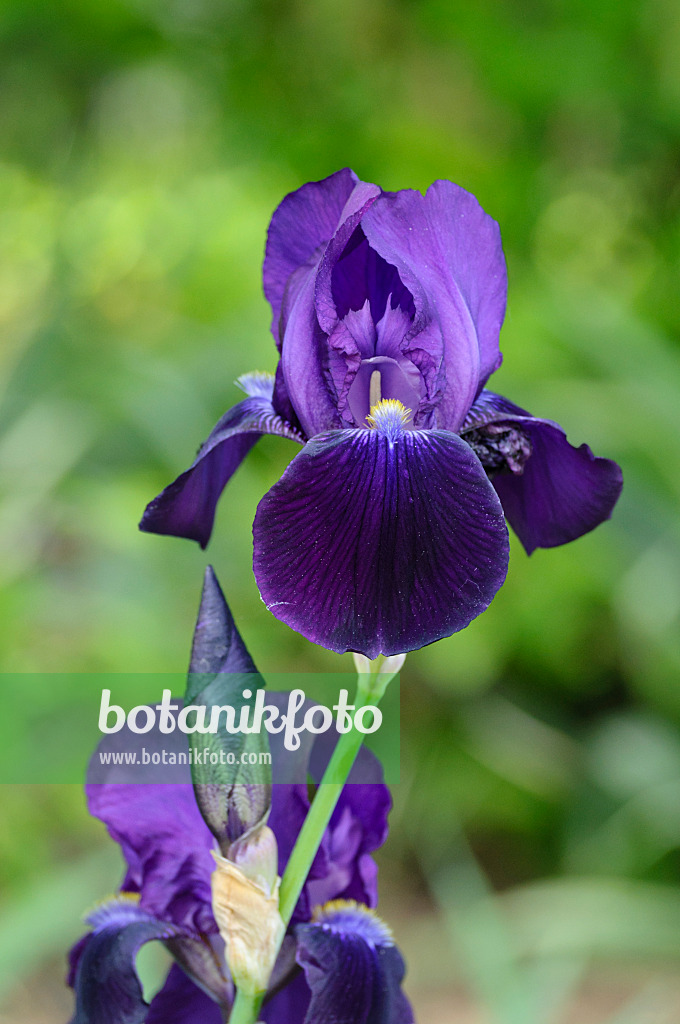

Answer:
[226,990,264,1024]
[279,659,394,926]
[228,655,399,1023]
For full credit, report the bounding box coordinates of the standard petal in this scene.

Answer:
[253,424,509,657]
[281,181,382,437]
[69,897,179,1024]
[295,903,414,1024]
[281,268,344,437]
[462,391,623,554]
[139,375,304,549]
[264,169,360,343]
[362,181,507,430]
[85,781,216,934]
[314,187,386,336]
[146,964,223,1024]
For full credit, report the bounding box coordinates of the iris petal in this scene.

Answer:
[282,183,381,436]
[263,168,360,345]
[324,230,414,328]
[314,191,384,336]
[69,897,179,1024]
[85,782,216,934]
[295,904,414,1024]
[139,374,304,549]
[462,390,623,554]
[146,964,222,1024]
[362,180,507,430]
[262,972,311,1024]
[253,425,509,657]
[281,268,345,437]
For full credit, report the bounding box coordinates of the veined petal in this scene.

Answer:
[69,897,179,1024]
[264,169,360,344]
[253,420,509,657]
[139,374,304,549]
[295,902,414,1024]
[82,764,233,1004]
[362,181,507,430]
[462,390,623,554]
[145,964,222,1024]
[343,299,377,357]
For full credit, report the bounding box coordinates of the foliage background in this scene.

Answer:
[1,0,679,1020]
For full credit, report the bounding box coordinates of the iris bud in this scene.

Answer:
[211,824,285,997]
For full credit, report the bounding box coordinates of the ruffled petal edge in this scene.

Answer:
[462,390,623,554]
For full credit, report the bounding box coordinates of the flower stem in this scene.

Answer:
[278,656,397,926]
[226,990,264,1024]
[227,654,401,1023]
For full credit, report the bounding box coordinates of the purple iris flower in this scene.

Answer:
[140,169,622,658]
[67,580,410,1024]
[67,780,405,1024]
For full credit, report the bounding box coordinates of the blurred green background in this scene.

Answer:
[1,0,680,1020]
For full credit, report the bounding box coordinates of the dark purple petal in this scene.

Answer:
[272,360,301,430]
[268,782,360,929]
[68,898,179,1024]
[295,904,414,1024]
[326,294,422,429]
[67,933,89,989]
[86,782,216,934]
[305,797,384,912]
[264,169,360,344]
[375,302,417,360]
[253,422,509,657]
[262,972,311,1024]
[314,195,384,336]
[139,373,304,549]
[88,722,388,935]
[146,964,223,1024]
[462,390,623,554]
[325,317,366,423]
[329,232,409,323]
[327,231,415,326]
[362,181,507,430]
